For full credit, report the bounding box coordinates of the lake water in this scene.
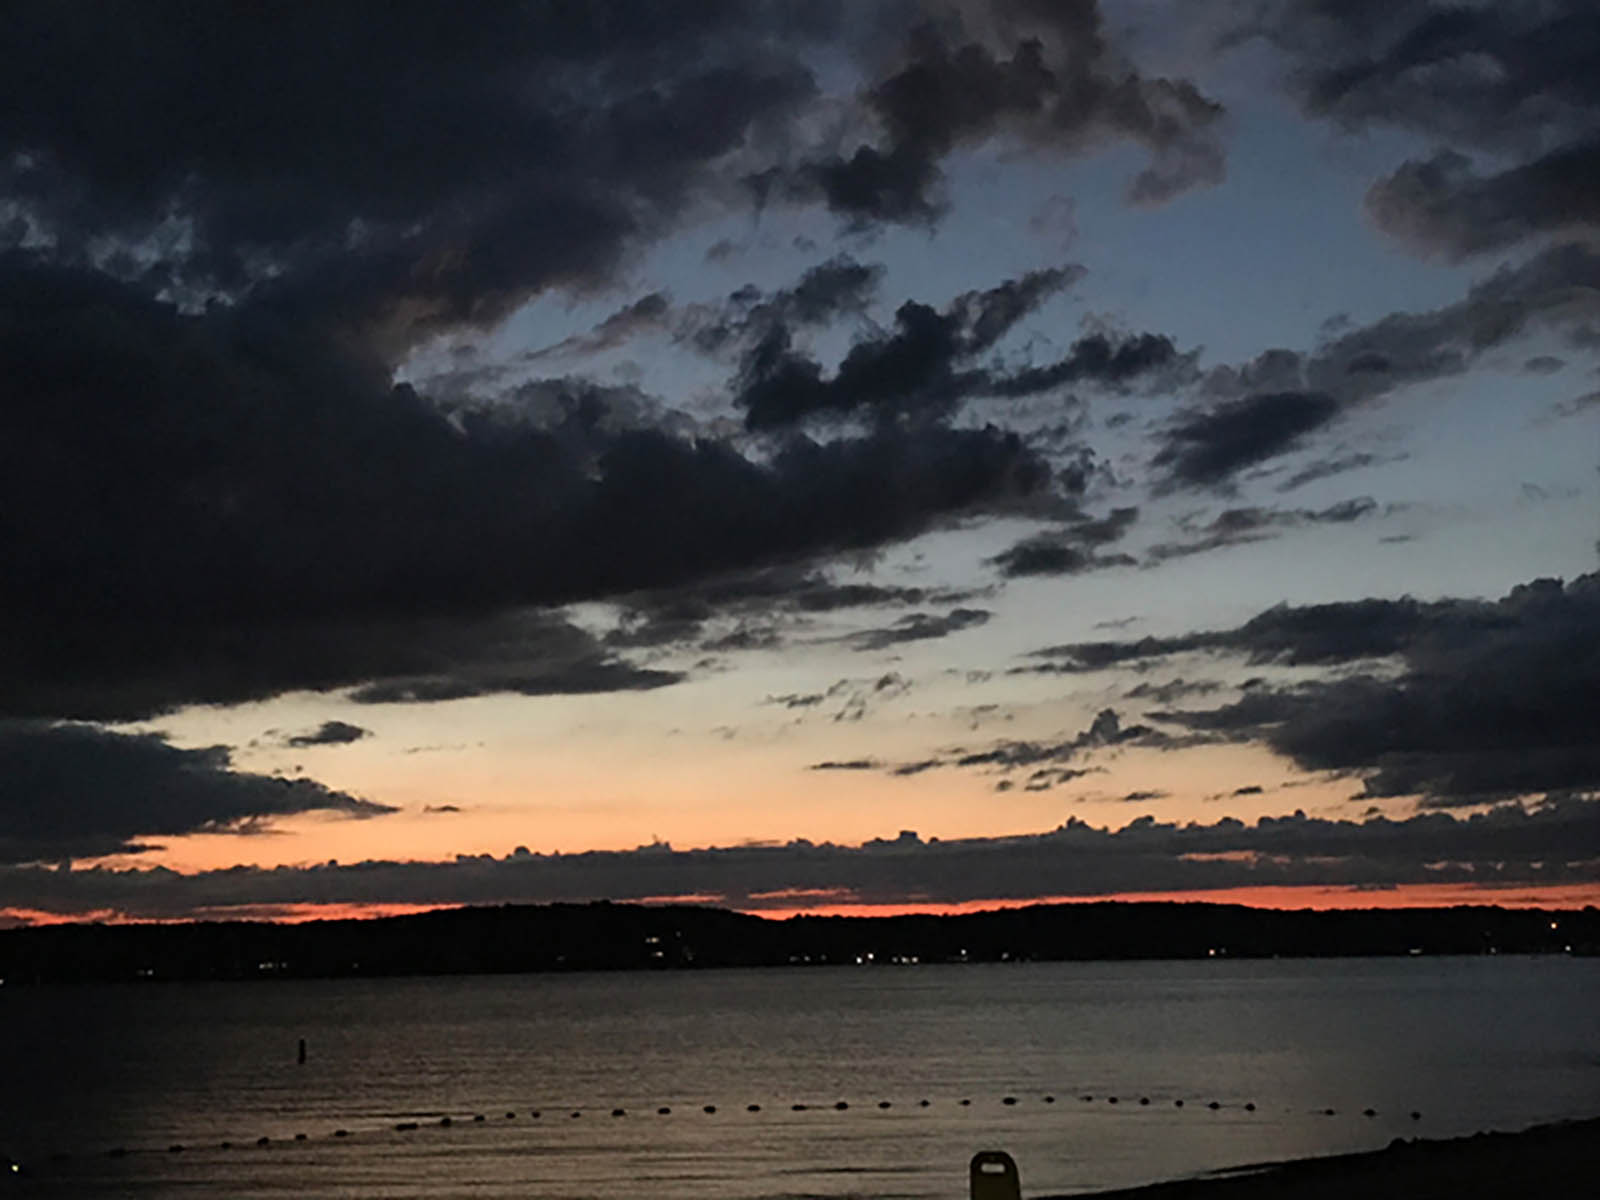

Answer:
[3,958,1597,1198]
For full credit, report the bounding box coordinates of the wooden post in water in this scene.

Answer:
[971,1151,1020,1200]
[297,1038,307,1065]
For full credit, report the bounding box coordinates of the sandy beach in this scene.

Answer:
[1050,1116,1600,1200]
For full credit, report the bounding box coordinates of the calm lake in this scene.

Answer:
[4,957,1597,1198]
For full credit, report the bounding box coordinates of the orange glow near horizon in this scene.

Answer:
[4,882,1596,928]
[737,882,1600,918]
[0,902,456,927]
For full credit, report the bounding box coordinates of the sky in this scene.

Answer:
[1,0,1597,924]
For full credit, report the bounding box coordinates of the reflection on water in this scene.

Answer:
[4,957,1597,1197]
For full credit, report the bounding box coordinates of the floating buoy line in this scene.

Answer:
[17,1093,1424,1174]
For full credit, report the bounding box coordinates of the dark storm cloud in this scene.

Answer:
[0,258,1050,720]
[285,721,372,748]
[989,540,1136,579]
[735,266,1083,429]
[523,292,674,362]
[848,708,1168,785]
[602,564,989,657]
[1548,390,1600,421]
[953,268,1087,355]
[7,796,1592,918]
[849,608,992,651]
[1239,1,1599,149]
[1036,573,1600,806]
[345,653,682,706]
[798,6,1225,223]
[0,723,393,866]
[988,332,1184,397]
[731,269,1184,435]
[0,2,826,347]
[1233,2,1600,258]
[1366,143,1600,260]
[1145,497,1379,562]
[1152,391,1342,491]
[1183,243,1600,485]
[1122,678,1223,705]
[778,257,888,327]
[1276,451,1404,493]
[683,256,886,357]
[988,506,1140,578]
[1300,243,1600,401]
[1032,587,1514,673]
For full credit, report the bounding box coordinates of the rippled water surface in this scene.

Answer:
[5,957,1597,1197]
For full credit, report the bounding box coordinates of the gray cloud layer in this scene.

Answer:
[1032,573,1600,805]
[2,797,1592,918]
[1167,242,1600,489]
[1234,1,1600,259]
[789,4,1225,223]
[0,722,393,865]
[0,259,1053,721]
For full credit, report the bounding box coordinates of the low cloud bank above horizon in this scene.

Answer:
[3,797,1593,921]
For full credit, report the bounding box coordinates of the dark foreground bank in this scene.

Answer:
[1049,1116,1600,1200]
[4,899,1596,983]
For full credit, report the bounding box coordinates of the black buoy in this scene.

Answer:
[959,1098,971,1106]
[703,1105,716,1114]
[570,1111,581,1119]
[1174,1100,1184,1108]
[792,1103,807,1111]
[473,1114,485,1123]
[1364,1108,1377,1117]
[746,1104,760,1113]
[1411,1111,1422,1121]
[611,1108,625,1118]
[334,1129,349,1138]
[220,1141,232,1149]
[256,1136,271,1146]
[1082,1095,1093,1102]
[1043,1095,1055,1104]
[1323,1108,1336,1116]
[1002,1096,1017,1106]
[505,1112,515,1120]
[1207,1101,1220,1110]
[439,1117,452,1127]
[1108,1096,1118,1105]
[659,1107,672,1115]
[834,1101,848,1110]
[293,1133,307,1141]
[394,1122,418,1132]
[1244,1103,1256,1112]
[168,1144,184,1153]
[1139,1097,1150,1106]
[297,1038,307,1065]
[918,1098,930,1107]
[878,1100,892,1109]
[529,1110,541,1119]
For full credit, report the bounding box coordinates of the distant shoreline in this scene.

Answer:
[3,899,1595,985]
[1048,1115,1600,1200]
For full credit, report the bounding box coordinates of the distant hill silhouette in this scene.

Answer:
[0,900,1594,984]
